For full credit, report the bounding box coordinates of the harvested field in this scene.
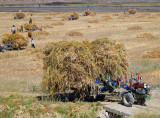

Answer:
[66,31,84,36]
[33,31,50,36]
[136,33,155,39]
[41,25,53,28]
[102,15,112,20]
[127,26,143,30]
[44,17,52,20]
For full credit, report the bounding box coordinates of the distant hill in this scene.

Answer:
[0,0,159,4]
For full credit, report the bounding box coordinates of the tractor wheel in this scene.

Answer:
[122,93,134,107]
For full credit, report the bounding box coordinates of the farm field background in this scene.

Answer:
[0,11,160,117]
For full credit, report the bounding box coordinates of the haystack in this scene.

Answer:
[2,33,28,49]
[24,23,37,31]
[129,9,136,14]
[69,12,79,20]
[128,26,143,30]
[14,12,25,19]
[136,33,155,39]
[42,38,129,96]
[66,31,83,36]
[143,49,160,58]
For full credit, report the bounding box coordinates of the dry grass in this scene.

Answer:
[102,15,112,21]
[24,22,37,31]
[66,31,84,36]
[88,19,99,23]
[142,13,150,16]
[44,17,52,20]
[136,15,145,19]
[127,26,143,30]
[51,22,64,26]
[136,33,155,39]
[143,49,160,58]
[147,16,156,19]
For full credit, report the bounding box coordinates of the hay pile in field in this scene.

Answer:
[129,9,136,14]
[103,15,112,20]
[24,23,37,31]
[41,25,53,29]
[136,15,145,19]
[52,22,64,26]
[42,38,129,96]
[2,33,28,48]
[66,31,84,36]
[142,13,150,16]
[136,33,155,39]
[128,26,143,30]
[88,20,99,23]
[60,16,69,21]
[148,16,156,19]
[44,17,52,20]
[33,31,49,36]
[143,49,160,58]
[84,10,95,16]
[15,12,25,19]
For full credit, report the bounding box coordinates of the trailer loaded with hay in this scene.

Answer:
[69,12,79,20]
[1,33,28,50]
[14,12,25,19]
[42,38,129,99]
[83,10,95,16]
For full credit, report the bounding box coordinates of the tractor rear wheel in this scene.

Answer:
[122,93,134,107]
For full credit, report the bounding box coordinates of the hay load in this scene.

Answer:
[42,38,129,97]
[83,10,95,16]
[129,9,137,14]
[69,12,79,20]
[2,33,28,49]
[14,12,25,19]
[24,23,37,31]
[143,49,160,58]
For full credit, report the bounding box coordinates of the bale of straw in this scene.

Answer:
[136,33,155,39]
[129,9,137,14]
[42,38,129,96]
[24,23,37,31]
[15,12,25,19]
[2,33,28,48]
[127,26,143,30]
[66,31,84,36]
[52,22,64,26]
[143,49,160,58]
[88,20,99,23]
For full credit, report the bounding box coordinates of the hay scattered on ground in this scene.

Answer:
[33,31,50,36]
[51,22,64,26]
[60,16,69,21]
[88,20,99,23]
[15,12,25,19]
[66,31,84,36]
[42,38,128,96]
[69,12,79,19]
[44,17,52,20]
[142,13,150,16]
[41,25,53,29]
[102,15,112,20]
[2,33,28,48]
[136,33,155,39]
[118,14,129,19]
[147,16,156,19]
[128,26,143,30]
[136,15,145,19]
[143,49,160,58]
[24,23,37,31]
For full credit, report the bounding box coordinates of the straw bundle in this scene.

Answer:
[2,33,28,48]
[129,9,137,14]
[66,31,84,36]
[15,12,25,19]
[143,49,160,58]
[128,26,143,30]
[70,12,79,19]
[42,38,129,96]
[24,23,37,31]
[136,33,155,39]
